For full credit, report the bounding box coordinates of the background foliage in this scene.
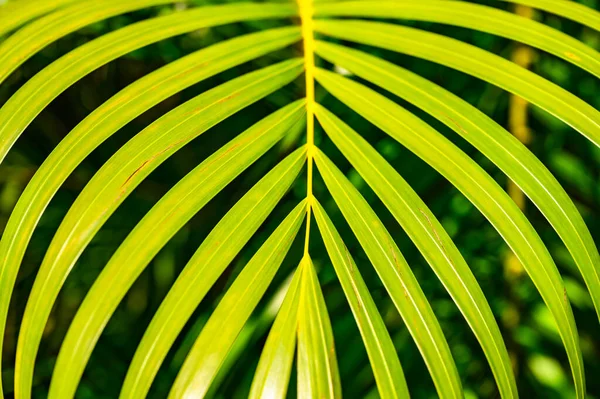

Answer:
[1,0,599,398]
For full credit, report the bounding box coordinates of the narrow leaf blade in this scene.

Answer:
[313,19,600,150]
[121,147,307,399]
[0,29,301,390]
[0,2,299,164]
[168,201,306,398]
[0,0,178,84]
[314,0,600,78]
[48,101,306,399]
[249,268,303,399]
[0,0,78,37]
[498,0,600,31]
[297,256,342,399]
[14,59,303,399]
[314,41,600,326]
[314,149,462,399]
[313,199,409,398]
[314,67,584,398]
[314,104,516,398]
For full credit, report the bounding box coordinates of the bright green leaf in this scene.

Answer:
[47,100,306,399]
[314,148,462,399]
[313,67,585,399]
[168,200,306,398]
[0,0,79,37]
[313,40,600,328]
[314,104,516,398]
[313,19,600,149]
[13,59,303,399]
[0,0,179,84]
[499,0,600,31]
[314,0,600,78]
[313,198,409,398]
[0,2,299,165]
[121,146,306,399]
[0,29,302,392]
[249,268,303,399]
[297,256,342,399]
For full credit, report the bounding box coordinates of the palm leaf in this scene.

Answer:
[1,0,599,397]
[0,0,179,84]
[0,2,298,163]
[47,101,306,399]
[314,0,600,78]
[297,256,342,399]
[14,59,303,397]
[312,198,409,398]
[0,0,78,37]
[120,146,306,398]
[169,200,305,398]
[313,19,600,148]
[313,67,584,397]
[249,267,303,399]
[314,103,517,398]
[0,28,301,394]
[499,0,600,30]
[314,148,462,398]
[314,40,600,325]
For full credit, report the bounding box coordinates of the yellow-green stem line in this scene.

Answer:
[299,0,315,255]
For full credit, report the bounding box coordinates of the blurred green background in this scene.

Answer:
[1,0,599,398]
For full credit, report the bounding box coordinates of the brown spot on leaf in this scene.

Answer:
[122,160,149,188]
[419,208,453,266]
[564,51,581,62]
[442,112,468,136]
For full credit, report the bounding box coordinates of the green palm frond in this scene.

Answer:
[120,147,307,399]
[249,263,302,399]
[313,197,409,398]
[297,255,342,399]
[314,69,584,396]
[49,103,306,399]
[169,201,306,398]
[0,0,599,398]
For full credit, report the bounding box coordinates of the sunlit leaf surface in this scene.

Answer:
[0,0,598,398]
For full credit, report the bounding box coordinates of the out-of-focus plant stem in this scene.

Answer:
[503,3,536,376]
